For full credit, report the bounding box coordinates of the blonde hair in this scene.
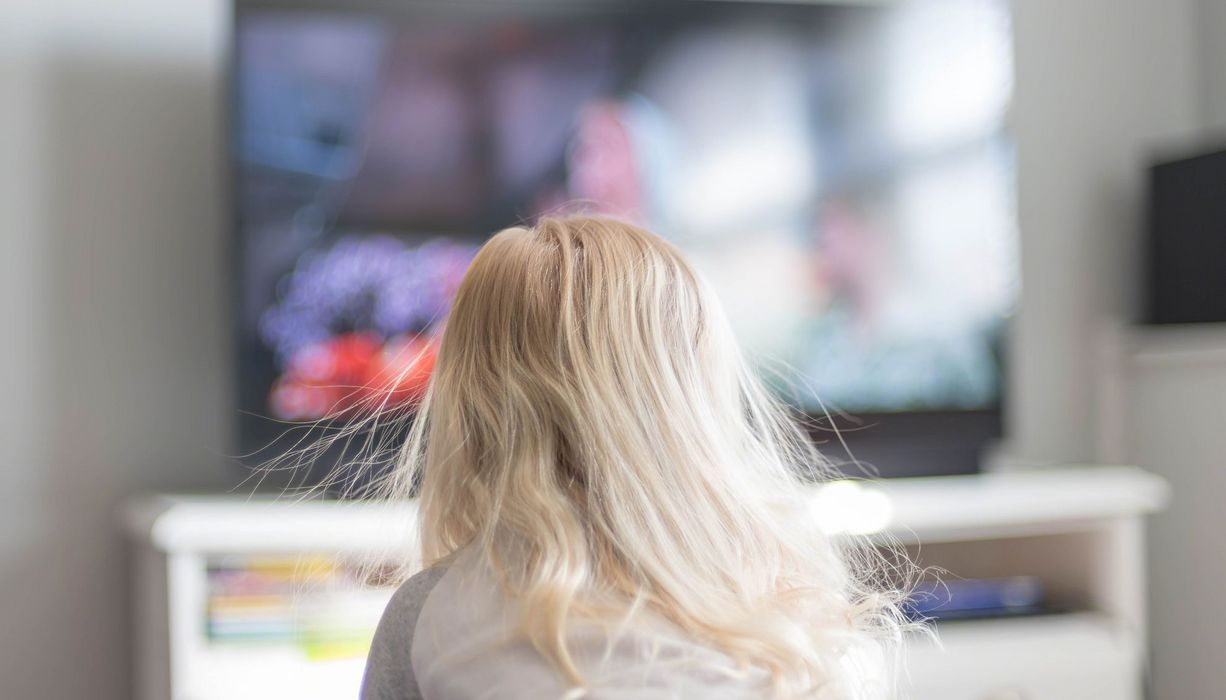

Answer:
[305,216,909,696]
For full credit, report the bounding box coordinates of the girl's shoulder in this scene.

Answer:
[361,564,451,700]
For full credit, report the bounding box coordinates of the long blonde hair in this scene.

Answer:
[315,216,908,696]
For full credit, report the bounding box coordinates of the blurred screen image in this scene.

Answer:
[234,0,1015,448]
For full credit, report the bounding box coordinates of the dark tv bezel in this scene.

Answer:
[226,0,1007,483]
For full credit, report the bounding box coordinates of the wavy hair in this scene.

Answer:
[301,216,911,696]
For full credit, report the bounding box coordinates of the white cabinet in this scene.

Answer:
[125,466,1167,700]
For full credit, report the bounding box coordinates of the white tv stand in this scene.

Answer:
[125,466,1167,700]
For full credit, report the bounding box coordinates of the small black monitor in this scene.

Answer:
[1146,148,1226,325]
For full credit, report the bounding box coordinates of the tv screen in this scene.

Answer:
[233,0,1015,476]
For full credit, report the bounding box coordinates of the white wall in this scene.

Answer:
[1005,0,1200,466]
[1196,0,1226,130]
[0,1,229,698]
[1125,3,1226,699]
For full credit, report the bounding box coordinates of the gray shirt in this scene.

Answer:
[361,565,449,700]
[359,547,823,699]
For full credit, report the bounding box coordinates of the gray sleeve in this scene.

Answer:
[361,565,449,700]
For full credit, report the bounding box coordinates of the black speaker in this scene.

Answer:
[1146,147,1226,325]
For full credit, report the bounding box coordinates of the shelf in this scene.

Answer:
[177,644,369,700]
[872,465,1168,543]
[125,466,1168,553]
[1121,322,1226,368]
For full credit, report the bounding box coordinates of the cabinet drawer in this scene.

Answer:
[903,614,1138,700]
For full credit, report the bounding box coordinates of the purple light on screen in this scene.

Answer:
[260,235,476,364]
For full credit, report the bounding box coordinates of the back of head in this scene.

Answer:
[383,216,904,696]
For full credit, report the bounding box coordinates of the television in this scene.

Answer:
[232,0,1015,480]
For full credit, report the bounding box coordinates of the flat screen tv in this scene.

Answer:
[232,0,1015,480]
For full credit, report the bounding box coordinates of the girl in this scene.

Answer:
[358,216,907,699]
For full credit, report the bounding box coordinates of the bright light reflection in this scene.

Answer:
[813,480,894,535]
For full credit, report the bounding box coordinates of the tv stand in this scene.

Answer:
[125,465,1166,699]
